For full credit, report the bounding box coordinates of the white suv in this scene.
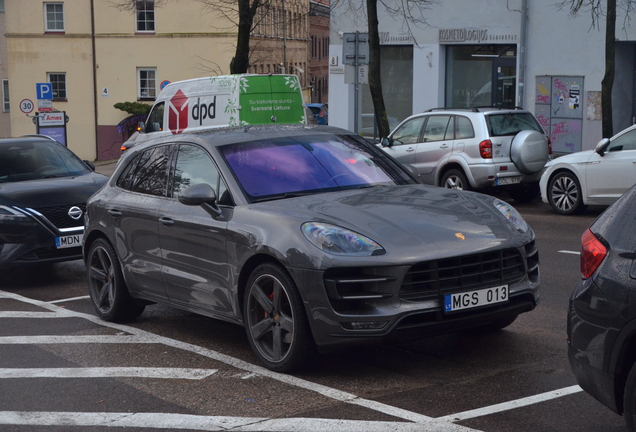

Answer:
[380,108,551,202]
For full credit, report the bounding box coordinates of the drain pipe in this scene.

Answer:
[518,0,528,108]
[90,0,99,160]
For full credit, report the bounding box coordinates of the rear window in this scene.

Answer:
[487,113,543,137]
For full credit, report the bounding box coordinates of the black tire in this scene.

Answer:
[441,169,471,191]
[86,238,145,322]
[625,362,636,431]
[547,171,587,215]
[508,183,540,203]
[244,262,316,372]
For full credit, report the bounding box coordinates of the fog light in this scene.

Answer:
[341,321,388,330]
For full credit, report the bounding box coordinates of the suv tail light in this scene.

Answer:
[580,228,607,279]
[479,140,493,159]
[548,137,553,155]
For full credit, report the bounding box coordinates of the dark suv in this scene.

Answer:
[568,184,636,431]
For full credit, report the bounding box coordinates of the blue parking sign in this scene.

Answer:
[36,83,53,100]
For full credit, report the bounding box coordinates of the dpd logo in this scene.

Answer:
[168,89,189,134]
[192,96,216,125]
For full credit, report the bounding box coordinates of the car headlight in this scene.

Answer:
[0,205,28,221]
[301,222,385,256]
[493,199,528,232]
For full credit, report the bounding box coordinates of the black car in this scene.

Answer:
[568,184,636,431]
[0,137,108,267]
[84,124,540,372]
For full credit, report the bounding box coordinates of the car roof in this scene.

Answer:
[0,136,61,145]
[422,107,530,114]
[135,124,355,150]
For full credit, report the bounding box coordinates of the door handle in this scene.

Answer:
[107,209,122,217]
[439,144,449,149]
[406,147,415,152]
[159,217,174,226]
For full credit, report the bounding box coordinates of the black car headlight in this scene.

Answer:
[0,205,28,222]
[301,222,385,256]
[493,199,528,233]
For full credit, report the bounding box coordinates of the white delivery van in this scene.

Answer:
[122,74,307,150]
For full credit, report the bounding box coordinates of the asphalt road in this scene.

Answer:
[0,194,628,432]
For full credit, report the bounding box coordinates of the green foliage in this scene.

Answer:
[114,101,152,115]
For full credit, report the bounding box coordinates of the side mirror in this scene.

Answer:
[380,137,392,147]
[595,138,610,156]
[178,183,222,217]
[137,121,146,134]
[83,160,96,172]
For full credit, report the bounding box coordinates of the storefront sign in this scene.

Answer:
[439,28,517,44]
[378,32,415,45]
[38,112,65,126]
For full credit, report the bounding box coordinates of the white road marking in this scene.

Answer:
[0,289,585,430]
[0,367,217,379]
[0,411,474,432]
[50,295,90,303]
[0,312,58,318]
[558,250,581,255]
[435,385,583,422]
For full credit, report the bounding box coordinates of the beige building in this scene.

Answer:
[5,0,238,160]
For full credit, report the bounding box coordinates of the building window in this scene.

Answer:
[138,68,157,100]
[136,0,155,32]
[0,0,5,13]
[44,3,64,32]
[47,73,67,101]
[2,80,9,112]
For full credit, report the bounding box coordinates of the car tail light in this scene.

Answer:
[580,228,607,279]
[479,140,492,159]
[548,137,553,155]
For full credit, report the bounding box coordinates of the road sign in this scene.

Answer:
[160,80,171,90]
[36,83,53,100]
[19,99,34,114]
[38,100,53,112]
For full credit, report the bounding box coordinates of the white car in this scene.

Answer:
[540,124,636,214]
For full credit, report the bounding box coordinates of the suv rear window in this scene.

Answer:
[487,113,543,137]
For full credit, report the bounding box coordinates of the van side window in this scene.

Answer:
[172,144,233,206]
[146,102,164,133]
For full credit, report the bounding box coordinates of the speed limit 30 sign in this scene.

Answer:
[19,99,34,114]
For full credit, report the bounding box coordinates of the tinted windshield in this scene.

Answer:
[0,140,91,183]
[487,113,543,136]
[220,134,412,201]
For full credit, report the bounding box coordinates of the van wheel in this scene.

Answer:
[441,169,470,191]
[87,238,145,322]
[244,263,316,372]
[624,363,636,431]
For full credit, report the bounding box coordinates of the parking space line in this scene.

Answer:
[0,411,477,431]
[0,312,59,318]
[0,367,217,379]
[0,289,581,429]
[558,250,581,255]
[435,385,583,422]
[50,295,90,303]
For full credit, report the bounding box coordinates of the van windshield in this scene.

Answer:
[487,113,543,137]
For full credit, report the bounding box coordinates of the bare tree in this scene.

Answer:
[558,0,620,138]
[333,0,432,137]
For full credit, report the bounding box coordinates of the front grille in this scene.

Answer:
[399,248,526,302]
[34,204,86,230]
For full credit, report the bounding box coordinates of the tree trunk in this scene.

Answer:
[366,0,389,137]
[231,0,253,74]
[602,0,615,138]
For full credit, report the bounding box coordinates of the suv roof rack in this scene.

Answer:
[424,106,525,113]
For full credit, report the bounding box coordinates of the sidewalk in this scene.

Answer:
[93,159,119,177]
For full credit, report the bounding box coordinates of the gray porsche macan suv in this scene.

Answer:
[84,124,540,372]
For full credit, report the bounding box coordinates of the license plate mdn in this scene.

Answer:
[55,234,83,249]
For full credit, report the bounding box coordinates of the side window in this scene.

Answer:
[392,117,425,145]
[422,116,452,142]
[455,116,475,139]
[146,102,164,133]
[608,129,636,152]
[116,154,142,191]
[131,145,172,196]
[173,145,232,205]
